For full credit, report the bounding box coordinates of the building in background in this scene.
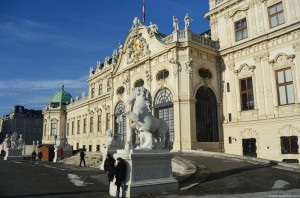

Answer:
[0,105,43,144]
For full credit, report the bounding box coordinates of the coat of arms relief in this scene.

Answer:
[126,31,151,64]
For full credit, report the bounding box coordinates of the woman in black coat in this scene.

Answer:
[114,157,126,197]
[104,154,115,185]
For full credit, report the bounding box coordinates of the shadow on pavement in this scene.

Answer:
[206,163,273,182]
[4,190,108,198]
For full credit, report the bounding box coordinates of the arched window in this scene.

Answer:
[117,86,125,95]
[195,87,219,142]
[114,101,126,141]
[156,69,169,81]
[154,88,174,148]
[134,79,144,87]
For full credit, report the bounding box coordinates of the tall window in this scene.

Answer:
[99,84,102,95]
[240,77,254,110]
[51,123,57,135]
[106,113,110,130]
[276,68,294,105]
[98,115,102,132]
[91,88,95,98]
[83,118,87,133]
[281,136,299,154]
[90,117,94,133]
[77,120,80,134]
[268,2,285,28]
[44,123,46,136]
[235,18,248,41]
[71,121,74,135]
[67,123,69,136]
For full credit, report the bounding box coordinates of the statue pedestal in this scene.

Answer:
[4,148,23,160]
[109,150,178,197]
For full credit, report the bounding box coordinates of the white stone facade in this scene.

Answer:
[42,0,300,163]
[206,0,300,162]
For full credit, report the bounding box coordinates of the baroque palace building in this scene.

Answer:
[43,0,300,162]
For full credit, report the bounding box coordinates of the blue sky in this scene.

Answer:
[0,0,210,117]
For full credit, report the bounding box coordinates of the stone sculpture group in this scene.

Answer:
[117,87,170,150]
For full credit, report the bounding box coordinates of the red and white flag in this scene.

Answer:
[142,0,145,23]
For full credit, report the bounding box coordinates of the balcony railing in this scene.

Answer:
[162,30,218,50]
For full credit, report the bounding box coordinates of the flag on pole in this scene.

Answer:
[142,0,145,24]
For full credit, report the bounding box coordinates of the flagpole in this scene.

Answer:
[142,0,145,24]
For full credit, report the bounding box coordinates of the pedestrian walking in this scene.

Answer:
[114,157,126,198]
[31,151,37,164]
[104,154,115,188]
[79,149,86,167]
[38,151,43,164]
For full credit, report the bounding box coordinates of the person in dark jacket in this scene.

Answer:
[79,149,86,167]
[38,151,43,164]
[104,154,116,187]
[31,151,37,164]
[114,157,126,198]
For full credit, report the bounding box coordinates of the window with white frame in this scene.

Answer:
[276,68,294,105]
[51,123,57,135]
[268,2,285,28]
[235,18,248,41]
[240,77,254,110]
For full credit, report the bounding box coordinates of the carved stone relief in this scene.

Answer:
[269,53,295,70]
[278,125,300,136]
[170,57,181,78]
[240,128,258,138]
[126,31,150,64]
[185,59,194,79]
[235,63,256,77]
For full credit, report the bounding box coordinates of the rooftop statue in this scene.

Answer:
[148,22,159,35]
[184,13,193,30]
[117,87,170,150]
[173,16,179,31]
[132,17,141,29]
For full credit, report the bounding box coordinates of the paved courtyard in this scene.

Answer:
[1,152,300,198]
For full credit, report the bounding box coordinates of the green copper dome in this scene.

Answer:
[50,86,73,105]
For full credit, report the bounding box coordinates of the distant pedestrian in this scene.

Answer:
[1,150,5,157]
[114,157,126,198]
[79,149,86,167]
[59,148,64,159]
[38,151,43,164]
[104,154,115,187]
[31,151,37,164]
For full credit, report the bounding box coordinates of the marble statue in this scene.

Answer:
[148,22,159,35]
[184,13,192,30]
[102,129,113,149]
[173,16,179,31]
[17,134,24,149]
[10,132,18,149]
[3,134,11,149]
[132,17,141,28]
[117,87,169,150]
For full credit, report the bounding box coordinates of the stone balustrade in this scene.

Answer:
[162,30,217,50]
